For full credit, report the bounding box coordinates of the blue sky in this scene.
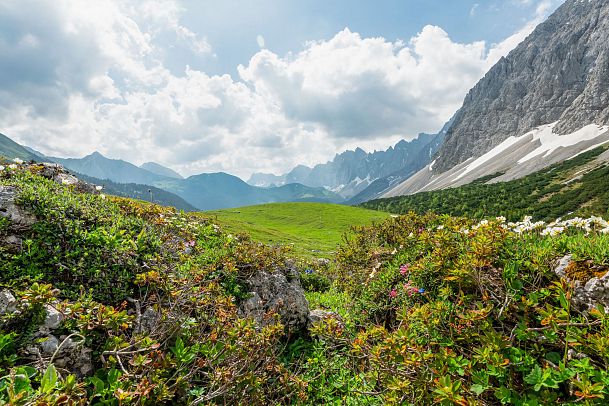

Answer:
[0,0,564,178]
[179,0,559,77]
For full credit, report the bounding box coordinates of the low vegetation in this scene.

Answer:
[1,163,609,404]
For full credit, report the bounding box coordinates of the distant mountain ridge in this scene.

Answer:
[155,172,343,211]
[46,150,343,210]
[52,152,172,185]
[140,162,183,179]
[386,0,609,197]
[248,129,446,200]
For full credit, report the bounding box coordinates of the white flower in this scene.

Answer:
[95,185,103,191]
[8,164,17,169]
[437,225,445,230]
[0,165,4,171]
[12,158,23,164]
[496,216,506,223]
[61,179,71,185]
[100,194,106,199]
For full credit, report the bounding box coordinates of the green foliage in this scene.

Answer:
[324,212,609,404]
[1,170,161,302]
[2,163,609,404]
[363,146,609,221]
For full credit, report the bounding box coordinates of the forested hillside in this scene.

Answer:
[363,146,609,221]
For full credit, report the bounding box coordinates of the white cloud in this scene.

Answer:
[256,35,266,49]
[0,0,559,179]
[470,3,479,17]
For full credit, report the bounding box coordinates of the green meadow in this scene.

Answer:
[204,202,390,258]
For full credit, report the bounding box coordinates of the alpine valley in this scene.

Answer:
[3,1,609,405]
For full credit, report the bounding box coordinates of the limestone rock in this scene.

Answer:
[554,255,609,312]
[44,304,64,329]
[431,0,609,174]
[40,335,59,356]
[28,335,93,378]
[307,309,344,330]
[554,255,573,279]
[39,162,98,194]
[238,265,309,334]
[0,289,17,315]
[137,306,161,335]
[0,186,37,231]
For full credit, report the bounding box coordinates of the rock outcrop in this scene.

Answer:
[434,0,609,174]
[238,265,310,334]
[386,0,609,198]
[554,255,609,312]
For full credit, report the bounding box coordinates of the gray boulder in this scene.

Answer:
[239,266,309,334]
[554,255,609,312]
[0,289,17,316]
[39,163,97,194]
[44,304,64,329]
[0,186,37,231]
[27,334,93,378]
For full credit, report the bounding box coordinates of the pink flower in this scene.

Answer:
[400,264,410,276]
[389,289,398,299]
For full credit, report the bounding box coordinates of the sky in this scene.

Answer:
[0,0,565,179]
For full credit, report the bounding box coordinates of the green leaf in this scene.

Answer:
[524,364,542,387]
[546,352,561,364]
[40,364,57,394]
[471,383,487,396]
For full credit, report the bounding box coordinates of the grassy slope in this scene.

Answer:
[204,202,390,258]
[0,133,40,162]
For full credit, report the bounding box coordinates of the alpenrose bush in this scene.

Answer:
[0,166,308,405]
[325,213,609,404]
[2,162,609,405]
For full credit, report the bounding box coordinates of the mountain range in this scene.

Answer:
[385,0,609,198]
[248,127,446,201]
[3,0,607,212]
[0,142,344,211]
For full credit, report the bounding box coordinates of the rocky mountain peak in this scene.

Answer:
[433,0,609,174]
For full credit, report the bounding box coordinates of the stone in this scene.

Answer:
[554,255,573,279]
[40,335,59,356]
[435,0,609,174]
[307,309,344,330]
[0,186,37,231]
[238,265,310,334]
[38,162,98,194]
[0,289,17,315]
[137,306,161,335]
[554,255,609,312]
[44,304,64,329]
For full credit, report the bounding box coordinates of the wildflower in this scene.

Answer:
[400,264,410,276]
[305,269,314,275]
[389,289,398,299]
[61,179,71,185]
[418,288,425,294]
[437,225,445,230]
[12,158,23,164]
[496,216,506,223]
[95,185,103,191]
[100,194,106,199]
[0,165,4,171]
[8,164,17,170]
